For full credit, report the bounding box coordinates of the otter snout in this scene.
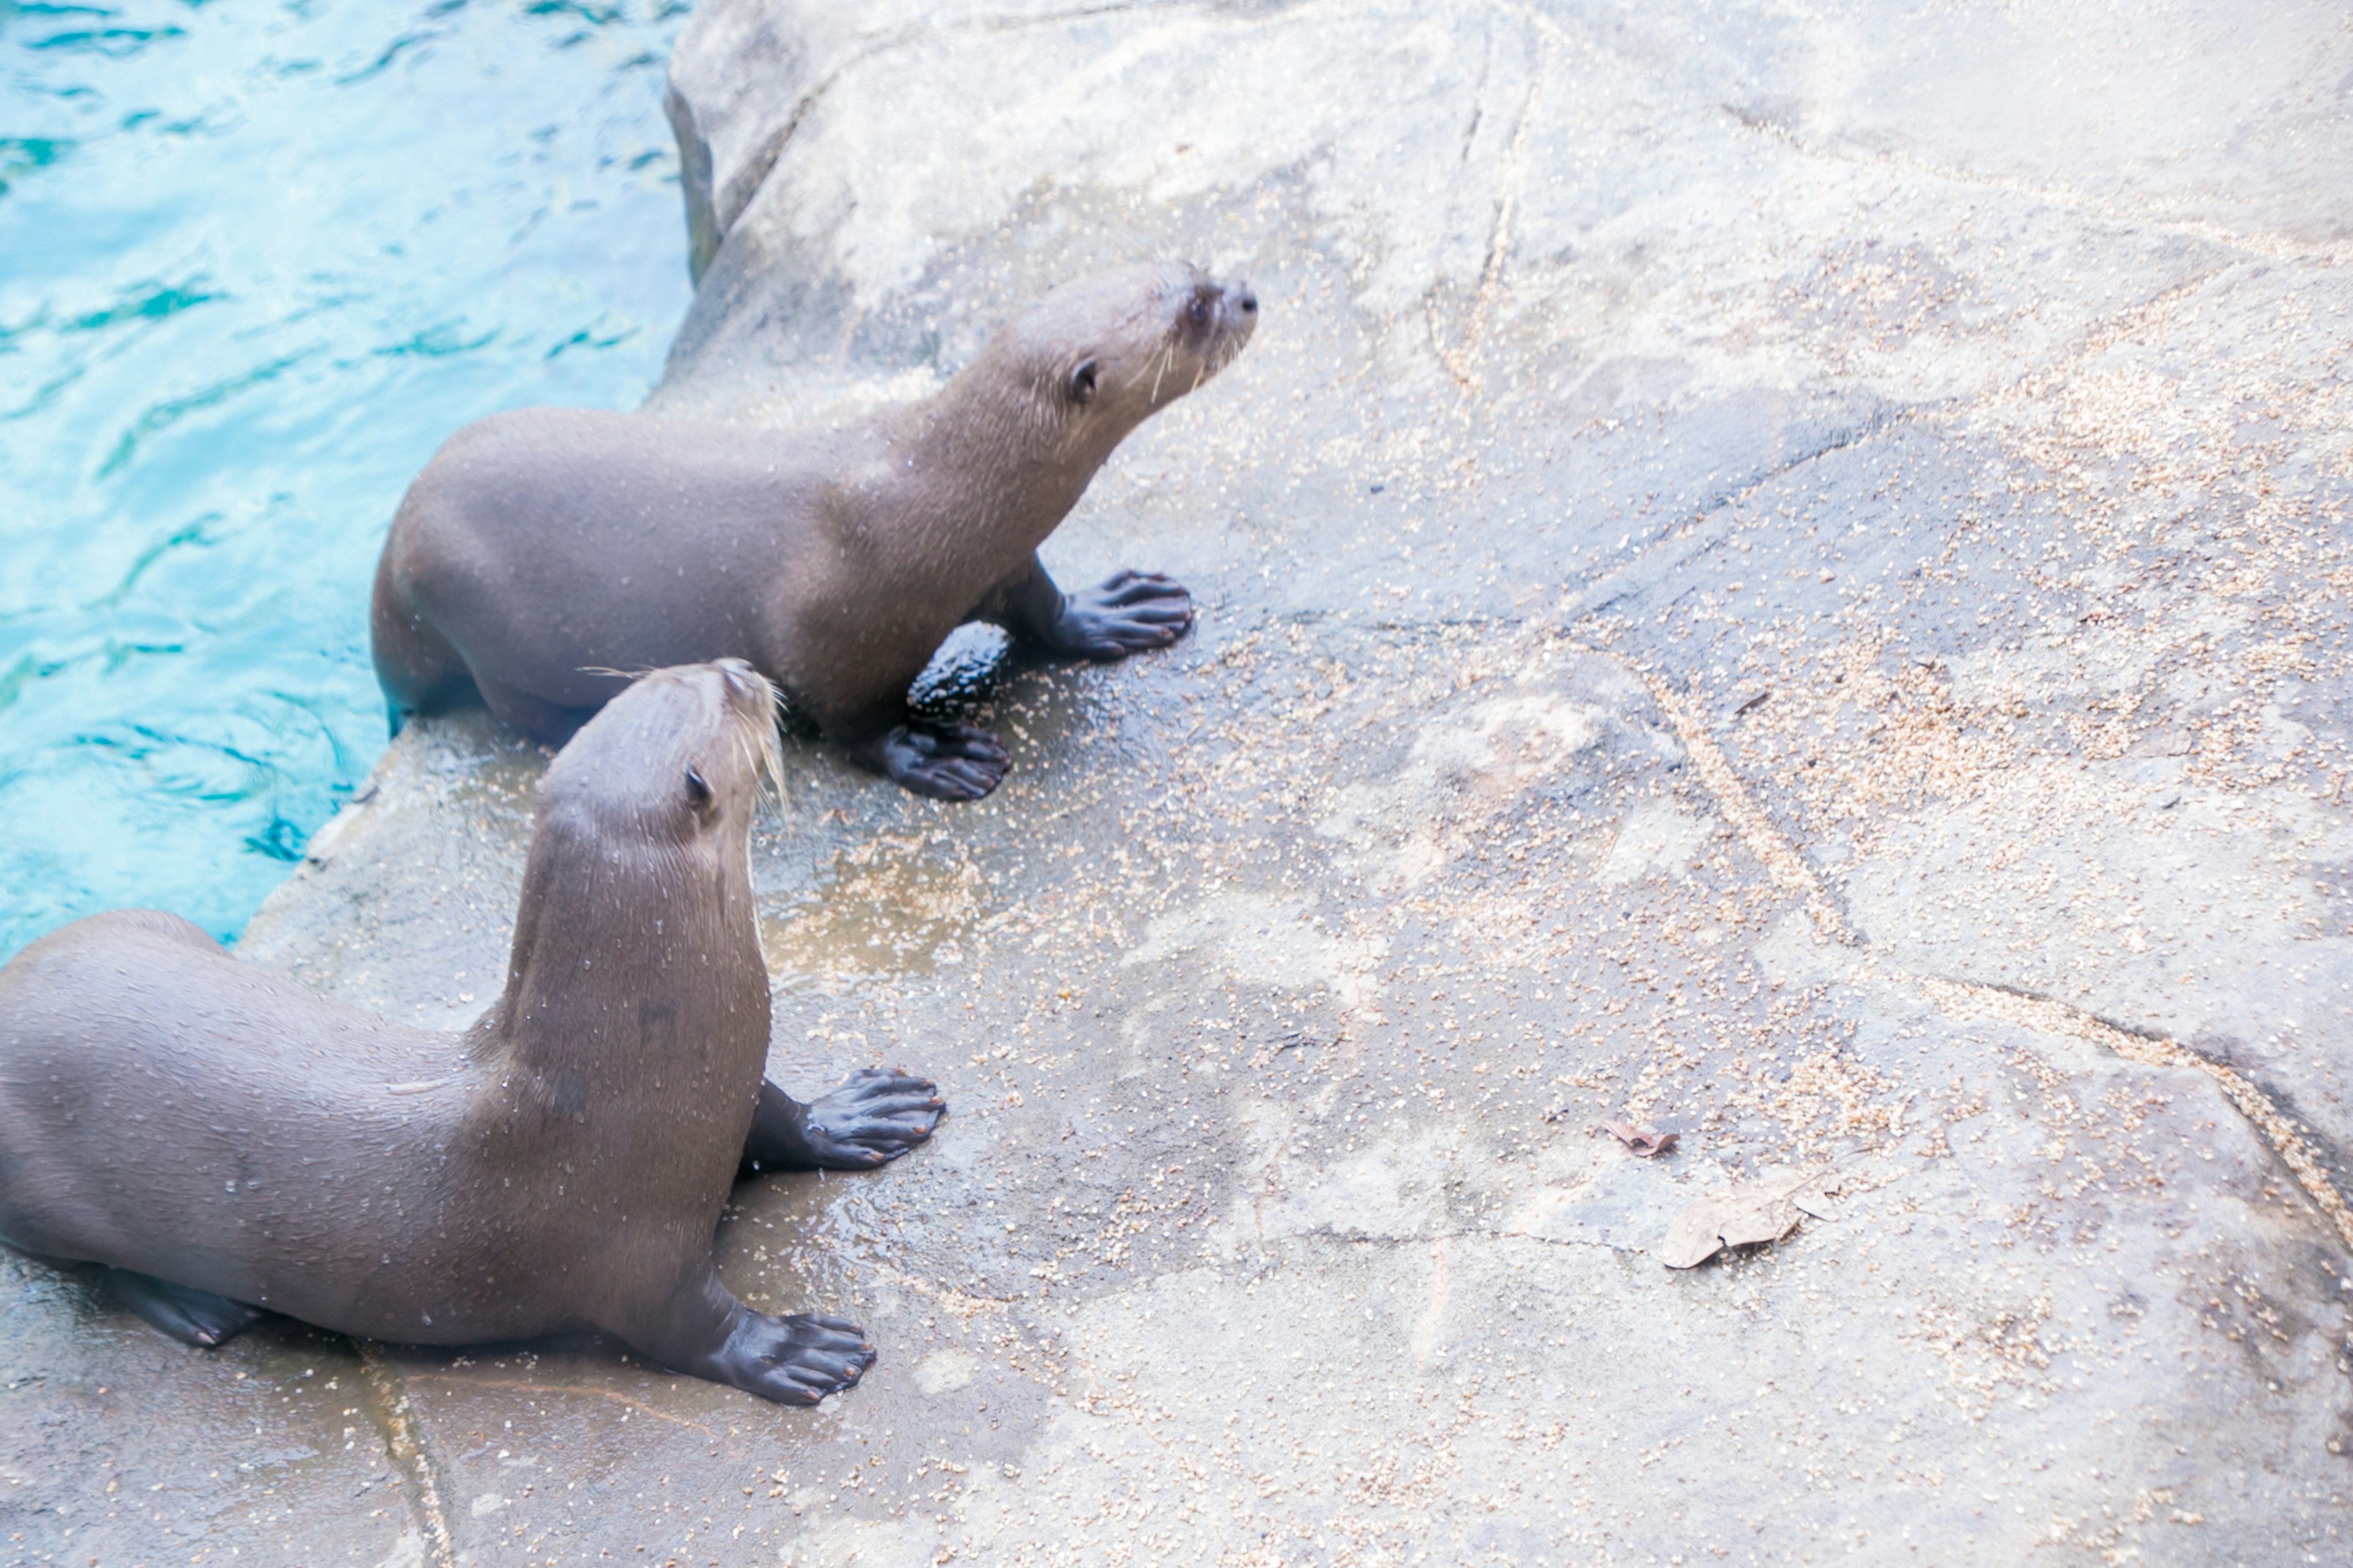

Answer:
[1192,276,1257,377]
[1172,268,1259,358]
[1210,276,1257,345]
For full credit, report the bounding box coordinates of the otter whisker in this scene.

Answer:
[730,687,786,811]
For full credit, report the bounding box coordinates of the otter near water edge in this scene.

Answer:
[372,260,1259,800]
[0,661,943,1406]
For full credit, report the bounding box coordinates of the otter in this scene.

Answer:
[0,661,942,1406]
[371,260,1259,800]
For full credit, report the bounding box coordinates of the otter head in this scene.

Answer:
[988,260,1258,461]
[538,659,779,863]
[499,661,780,1033]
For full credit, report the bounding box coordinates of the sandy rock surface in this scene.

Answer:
[9,1,2353,1562]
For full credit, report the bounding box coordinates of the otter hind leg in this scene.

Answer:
[472,672,603,749]
[96,1267,267,1348]
[739,1072,946,1177]
[370,573,479,724]
[843,719,1009,801]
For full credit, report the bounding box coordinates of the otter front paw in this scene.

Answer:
[851,721,1009,801]
[705,1311,876,1406]
[798,1069,947,1168]
[1045,569,1192,660]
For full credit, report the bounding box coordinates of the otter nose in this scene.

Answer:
[1233,286,1258,315]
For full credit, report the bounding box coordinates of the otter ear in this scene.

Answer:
[1067,358,1099,406]
[683,766,714,814]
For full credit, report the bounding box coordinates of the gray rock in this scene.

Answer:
[11,1,2352,1561]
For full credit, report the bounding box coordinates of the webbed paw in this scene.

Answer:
[97,1267,267,1349]
[797,1069,946,1169]
[1045,569,1192,659]
[705,1311,876,1406]
[852,721,1009,801]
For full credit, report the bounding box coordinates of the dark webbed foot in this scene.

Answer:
[801,1069,947,1168]
[702,1311,876,1406]
[96,1267,267,1348]
[1039,569,1192,660]
[742,1070,946,1175]
[847,721,1009,801]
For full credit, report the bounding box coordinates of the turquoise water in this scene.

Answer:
[0,0,694,960]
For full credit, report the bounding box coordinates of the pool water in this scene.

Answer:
[0,0,695,961]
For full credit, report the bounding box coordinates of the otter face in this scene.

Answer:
[1001,260,1259,445]
[542,659,779,850]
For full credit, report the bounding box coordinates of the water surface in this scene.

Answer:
[0,0,694,959]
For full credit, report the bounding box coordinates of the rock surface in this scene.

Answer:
[10,1,2353,1562]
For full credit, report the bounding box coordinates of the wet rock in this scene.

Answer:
[11,0,2352,1561]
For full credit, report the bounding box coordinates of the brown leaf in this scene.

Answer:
[1657,1170,1830,1268]
[1591,1120,1679,1158]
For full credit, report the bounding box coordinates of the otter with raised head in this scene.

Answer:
[0,661,942,1406]
[372,261,1259,800]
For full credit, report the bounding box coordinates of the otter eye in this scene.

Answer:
[1187,293,1213,328]
[683,767,713,811]
[1067,358,1098,405]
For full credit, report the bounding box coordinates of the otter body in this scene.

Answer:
[0,662,942,1404]
[373,262,1258,799]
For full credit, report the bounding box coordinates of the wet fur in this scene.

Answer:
[0,663,924,1403]
[369,261,1256,794]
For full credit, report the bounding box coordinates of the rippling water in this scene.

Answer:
[0,0,694,960]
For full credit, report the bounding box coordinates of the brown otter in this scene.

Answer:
[371,260,1259,800]
[0,661,942,1406]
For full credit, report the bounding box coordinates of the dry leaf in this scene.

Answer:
[1591,1120,1679,1157]
[1789,1181,1839,1221]
[1657,1170,1832,1268]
